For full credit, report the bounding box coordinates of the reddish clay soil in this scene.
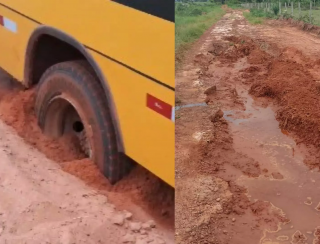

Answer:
[0,69,174,235]
[176,10,320,244]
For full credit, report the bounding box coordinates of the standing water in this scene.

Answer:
[225,87,320,243]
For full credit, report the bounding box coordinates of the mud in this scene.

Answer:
[0,119,171,244]
[176,10,320,244]
[0,69,174,241]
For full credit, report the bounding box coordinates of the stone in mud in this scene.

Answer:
[140,229,147,235]
[161,209,168,216]
[315,226,320,237]
[209,42,227,56]
[204,85,217,95]
[212,203,223,214]
[291,230,307,243]
[135,239,148,244]
[147,238,154,243]
[123,233,136,243]
[195,68,201,74]
[195,53,206,59]
[231,88,238,97]
[123,211,133,220]
[145,220,156,228]
[304,197,312,206]
[129,222,142,232]
[315,81,320,92]
[194,53,211,66]
[156,238,166,244]
[210,109,224,123]
[113,214,125,226]
[141,223,152,231]
[193,80,203,87]
[205,97,211,104]
[271,172,284,180]
[276,235,289,241]
[316,202,320,211]
[141,220,156,231]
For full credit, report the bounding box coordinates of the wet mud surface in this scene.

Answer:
[0,69,174,241]
[176,10,320,244]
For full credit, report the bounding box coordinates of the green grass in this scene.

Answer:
[228,3,244,9]
[175,3,225,66]
[242,8,276,24]
[291,8,320,25]
[243,11,265,24]
[243,5,320,26]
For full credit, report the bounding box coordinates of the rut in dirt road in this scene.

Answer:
[176,10,320,244]
[0,120,171,244]
[0,70,174,244]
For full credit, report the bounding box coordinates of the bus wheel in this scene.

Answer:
[34,60,131,184]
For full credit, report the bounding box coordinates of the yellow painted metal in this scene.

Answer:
[0,0,174,187]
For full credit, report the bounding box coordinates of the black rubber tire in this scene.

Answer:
[35,60,132,184]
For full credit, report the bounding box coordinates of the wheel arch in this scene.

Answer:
[24,25,125,152]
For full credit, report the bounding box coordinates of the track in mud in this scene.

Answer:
[176,11,320,244]
[0,69,174,236]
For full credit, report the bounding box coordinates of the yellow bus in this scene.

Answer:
[0,0,174,186]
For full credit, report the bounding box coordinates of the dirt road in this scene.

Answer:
[0,71,174,243]
[176,10,320,244]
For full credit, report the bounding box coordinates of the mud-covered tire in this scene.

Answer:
[35,60,131,184]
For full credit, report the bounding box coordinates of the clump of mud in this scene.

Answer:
[240,65,261,73]
[204,85,217,95]
[63,158,174,222]
[247,49,320,162]
[209,109,224,123]
[0,86,84,162]
[272,172,284,180]
[250,81,275,97]
[314,226,320,243]
[193,53,213,68]
[208,42,229,56]
[220,38,254,63]
[291,230,307,244]
[196,119,261,177]
[209,35,274,66]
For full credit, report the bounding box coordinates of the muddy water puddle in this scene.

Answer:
[225,87,320,243]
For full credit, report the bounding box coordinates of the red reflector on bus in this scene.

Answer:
[147,94,172,120]
[0,16,3,26]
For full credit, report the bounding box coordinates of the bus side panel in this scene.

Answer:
[1,0,175,88]
[0,5,36,80]
[90,51,175,186]
[0,1,175,186]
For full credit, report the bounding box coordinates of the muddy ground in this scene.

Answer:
[0,70,174,243]
[176,10,320,244]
